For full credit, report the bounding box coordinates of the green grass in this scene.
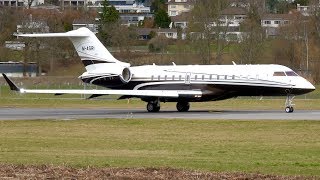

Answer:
[0,119,319,176]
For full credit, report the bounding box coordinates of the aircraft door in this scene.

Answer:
[185,72,191,84]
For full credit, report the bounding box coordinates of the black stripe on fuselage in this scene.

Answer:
[82,60,112,66]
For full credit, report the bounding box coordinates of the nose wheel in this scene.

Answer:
[285,95,295,113]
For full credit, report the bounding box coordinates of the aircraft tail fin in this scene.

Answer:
[16,28,129,70]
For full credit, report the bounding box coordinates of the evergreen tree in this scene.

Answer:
[154,9,171,28]
[99,0,120,46]
[100,0,119,24]
[151,0,166,13]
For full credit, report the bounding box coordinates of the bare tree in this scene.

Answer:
[187,0,230,64]
[236,0,264,64]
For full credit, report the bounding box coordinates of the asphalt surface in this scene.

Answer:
[0,108,320,120]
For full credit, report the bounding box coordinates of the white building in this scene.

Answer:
[73,19,98,33]
[0,0,44,7]
[167,0,193,17]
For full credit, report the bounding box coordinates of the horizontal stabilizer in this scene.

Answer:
[2,74,20,91]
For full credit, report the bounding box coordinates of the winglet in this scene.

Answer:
[2,74,20,91]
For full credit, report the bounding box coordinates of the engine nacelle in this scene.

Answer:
[81,64,132,87]
[120,67,132,83]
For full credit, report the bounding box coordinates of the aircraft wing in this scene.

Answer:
[2,74,202,98]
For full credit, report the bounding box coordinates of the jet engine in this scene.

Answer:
[80,64,132,88]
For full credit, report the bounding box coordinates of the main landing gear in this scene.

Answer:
[176,101,190,112]
[147,100,160,112]
[285,95,295,113]
[146,101,190,112]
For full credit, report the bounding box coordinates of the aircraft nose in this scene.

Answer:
[306,81,316,90]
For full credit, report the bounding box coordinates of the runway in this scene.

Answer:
[0,108,320,120]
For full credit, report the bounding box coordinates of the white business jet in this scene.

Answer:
[2,27,315,113]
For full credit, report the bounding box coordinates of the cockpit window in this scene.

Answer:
[285,71,298,76]
[273,71,286,76]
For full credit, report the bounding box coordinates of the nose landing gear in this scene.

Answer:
[285,95,295,113]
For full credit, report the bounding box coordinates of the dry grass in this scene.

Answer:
[0,165,315,180]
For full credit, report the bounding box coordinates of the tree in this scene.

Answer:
[27,0,34,9]
[266,0,278,13]
[151,0,166,13]
[236,1,264,64]
[187,0,230,64]
[99,0,120,46]
[100,0,119,24]
[148,35,169,53]
[154,9,171,28]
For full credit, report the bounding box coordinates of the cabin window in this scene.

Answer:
[172,75,175,80]
[195,75,197,80]
[179,75,182,81]
[285,71,298,76]
[209,75,212,80]
[273,72,286,76]
[151,75,154,81]
[165,75,167,80]
[158,75,161,80]
[202,75,205,80]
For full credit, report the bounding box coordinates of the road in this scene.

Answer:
[0,108,320,120]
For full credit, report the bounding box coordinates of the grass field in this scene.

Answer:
[0,119,319,176]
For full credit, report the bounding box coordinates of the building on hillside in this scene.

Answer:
[167,0,193,17]
[120,13,153,26]
[296,0,320,16]
[0,62,38,77]
[16,14,49,36]
[261,12,307,37]
[73,19,99,33]
[0,0,44,7]
[136,28,178,40]
[297,4,311,16]
[219,7,247,27]
[171,12,189,29]
[4,41,25,51]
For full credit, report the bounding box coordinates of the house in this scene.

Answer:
[73,19,98,33]
[5,41,25,51]
[87,0,150,13]
[171,12,189,29]
[296,3,320,16]
[0,62,38,77]
[167,0,193,17]
[16,14,49,36]
[136,28,178,40]
[220,7,247,27]
[0,0,44,7]
[120,13,153,26]
[261,13,292,37]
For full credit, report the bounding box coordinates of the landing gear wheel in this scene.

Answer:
[285,106,294,113]
[176,102,190,112]
[147,102,160,112]
[285,95,295,113]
